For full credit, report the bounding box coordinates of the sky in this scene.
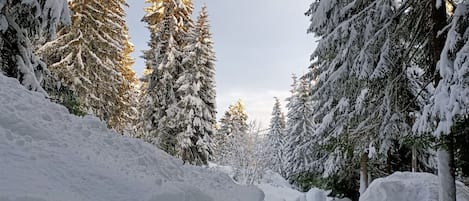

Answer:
[125,0,315,127]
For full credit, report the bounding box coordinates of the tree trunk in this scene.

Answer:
[412,145,417,172]
[438,135,456,201]
[360,153,369,196]
[430,0,447,85]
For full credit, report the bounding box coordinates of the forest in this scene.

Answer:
[1,0,469,201]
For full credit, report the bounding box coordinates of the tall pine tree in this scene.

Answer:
[174,6,216,165]
[284,77,317,185]
[37,0,138,134]
[265,97,286,177]
[141,0,195,156]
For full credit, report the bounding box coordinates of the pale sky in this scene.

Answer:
[125,1,315,127]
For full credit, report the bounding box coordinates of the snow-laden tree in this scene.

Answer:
[214,102,264,184]
[143,2,181,155]
[142,0,194,156]
[173,6,216,165]
[305,0,442,195]
[37,0,137,134]
[284,77,317,183]
[414,2,469,201]
[195,6,217,155]
[265,97,287,177]
[213,99,249,165]
[0,0,70,93]
[109,32,139,135]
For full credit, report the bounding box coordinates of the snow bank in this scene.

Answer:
[360,172,469,201]
[0,74,263,201]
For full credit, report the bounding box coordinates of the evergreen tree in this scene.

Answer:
[265,97,286,177]
[0,0,70,93]
[174,6,216,165]
[304,0,437,196]
[214,99,249,165]
[109,32,139,135]
[284,77,317,183]
[141,0,193,156]
[414,2,469,200]
[37,0,137,134]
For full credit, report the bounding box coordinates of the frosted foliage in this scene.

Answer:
[304,0,427,180]
[37,0,137,134]
[414,2,469,136]
[284,79,318,178]
[0,0,70,92]
[265,97,286,176]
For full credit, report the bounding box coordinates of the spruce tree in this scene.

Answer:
[37,0,137,134]
[214,100,249,165]
[0,0,70,93]
[265,97,286,177]
[414,2,468,200]
[174,6,216,165]
[141,0,194,156]
[284,77,317,183]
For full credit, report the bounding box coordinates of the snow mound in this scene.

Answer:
[0,74,263,201]
[360,172,469,201]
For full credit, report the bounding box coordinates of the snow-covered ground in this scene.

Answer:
[208,164,334,201]
[360,172,469,201]
[0,74,263,201]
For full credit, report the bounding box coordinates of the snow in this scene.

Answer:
[359,172,469,201]
[0,74,263,201]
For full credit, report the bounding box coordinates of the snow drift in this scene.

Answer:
[0,74,263,201]
[360,172,469,201]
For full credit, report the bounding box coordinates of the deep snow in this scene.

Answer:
[359,172,469,201]
[0,74,263,201]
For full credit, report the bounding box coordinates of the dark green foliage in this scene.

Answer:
[290,170,360,200]
[43,75,85,116]
[453,118,469,179]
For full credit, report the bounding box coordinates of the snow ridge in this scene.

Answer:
[0,74,263,201]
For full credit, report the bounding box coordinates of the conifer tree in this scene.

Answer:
[0,0,70,93]
[414,2,468,200]
[141,0,194,156]
[265,97,286,177]
[214,100,249,165]
[284,77,317,182]
[38,0,137,134]
[109,32,139,135]
[174,6,216,165]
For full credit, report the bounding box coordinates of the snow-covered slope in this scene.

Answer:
[360,172,469,201]
[0,74,263,201]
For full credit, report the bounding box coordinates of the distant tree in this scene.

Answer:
[284,77,317,183]
[0,0,70,93]
[265,97,287,177]
[214,100,249,165]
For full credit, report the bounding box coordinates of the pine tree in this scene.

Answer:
[265,97,286,177]
[109,32,139,135]
[0,0,70,93]
[413,2,468,200]
[214,99,249,165]
[305,0,437,196]
[141,0,194,156]
[37,0,137,134]
[284,77,317,183]
[173,6,216,165]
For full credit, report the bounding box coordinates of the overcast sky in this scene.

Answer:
[125,0,315,127]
